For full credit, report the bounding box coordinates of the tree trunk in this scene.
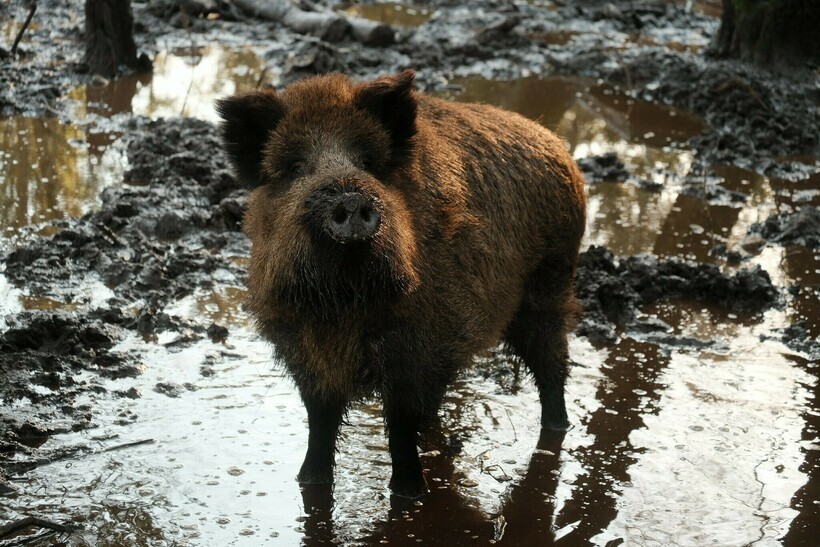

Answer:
[84,0,150,77]
[709,0,820,66]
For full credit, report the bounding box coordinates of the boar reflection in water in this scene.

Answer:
[217,70,586,498]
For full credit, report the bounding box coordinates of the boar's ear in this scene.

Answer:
[355,70,417,159]
[216,88,284,188]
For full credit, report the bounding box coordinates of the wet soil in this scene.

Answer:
[1,0,819,545]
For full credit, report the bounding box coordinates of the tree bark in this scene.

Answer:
[233,0,395,45]
[84,0,151,77]
[709,0,820,66]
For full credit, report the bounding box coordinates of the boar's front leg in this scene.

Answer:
[379,332,450,498]
[297,392,347,484]
[384,404,427,498]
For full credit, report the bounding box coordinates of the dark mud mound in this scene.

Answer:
[0,311,139,464]
[558,47,819,164]
[4,117,247,320]
[1,118,246,466]
[2,311,119,354]
[748,206,820,249]
[577,153,629,184]
[575,245,777,343]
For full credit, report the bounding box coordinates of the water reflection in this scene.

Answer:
[342,2,433,27]
[783,354,819,546]
[0,116,125,235]
[69,46,267,123]
[0,47,267,236]
[556,338,669,543]
[654,193,740,261]
[442,76,704,257]
[444,76,705,163]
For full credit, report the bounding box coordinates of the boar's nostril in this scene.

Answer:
[325,192,380,243]
[359,204,380,232]
[332,204,350,226]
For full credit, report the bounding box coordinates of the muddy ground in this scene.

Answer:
[1,0,818,545]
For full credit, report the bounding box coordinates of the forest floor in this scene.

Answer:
[1,1,818,545]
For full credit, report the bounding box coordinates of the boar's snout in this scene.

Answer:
[324,192,381,243]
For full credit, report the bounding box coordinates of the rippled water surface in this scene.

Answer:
[1,43,817,546]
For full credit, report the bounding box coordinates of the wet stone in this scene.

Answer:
[578,152,630,183]
[206,323,229,344]
[155,211,188,240]
[575,245,777,342]
[154,382,184,398]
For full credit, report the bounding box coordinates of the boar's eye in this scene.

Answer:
[360,157,372,171]
[289,162,305,177]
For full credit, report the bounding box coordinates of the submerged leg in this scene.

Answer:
[505,259,578,430]
[297,393,347,484]
[379,328,451,498]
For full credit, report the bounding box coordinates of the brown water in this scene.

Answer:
[342,2,433,27]
[67,46,269,123]
[1,48,818,546]
[0,117,124,236]
[0,46,265,236]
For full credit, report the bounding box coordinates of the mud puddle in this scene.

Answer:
[442,76,704,257]
[2,300,813,545]
[0,45,265,239]
[0,117,125,237]
[67,46,269,124]
[2,18,819,547]
[342,2,433,27]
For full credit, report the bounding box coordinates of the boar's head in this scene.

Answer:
[217,70,421,320]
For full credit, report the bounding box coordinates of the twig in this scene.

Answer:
[504,407,517,443]
[101,438,155,452]
[4,438,154,476]
[11,2,37,56]
[178,4,197,117]
[255,66,269,88]
[96,223,123,246]
[0,516,80,540]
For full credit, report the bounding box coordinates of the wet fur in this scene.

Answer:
[218,71,586,497]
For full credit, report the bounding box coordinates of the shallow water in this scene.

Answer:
[342,2,433,27]
[67,46,268,123]
[1,45,818,546]
[0,117,125,236]
[0,46,264,236]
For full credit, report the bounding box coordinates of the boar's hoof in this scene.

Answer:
[541,418,571,431]
[540,388,570,431]
[326,192,381,243]
[388,474,428,499]
[541,410,571,431]
[297,467,334,485]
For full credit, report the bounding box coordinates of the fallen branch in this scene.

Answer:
[2,438,155,476]
[234,0,347,41]
[101,438,155,452]
[233,0,394,45]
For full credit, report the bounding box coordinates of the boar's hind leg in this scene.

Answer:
[297,393,347,484]
[505,259,577,431]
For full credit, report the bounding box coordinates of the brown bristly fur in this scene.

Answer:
[217,69,586,497]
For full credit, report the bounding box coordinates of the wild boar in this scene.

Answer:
[216,70,586,498]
